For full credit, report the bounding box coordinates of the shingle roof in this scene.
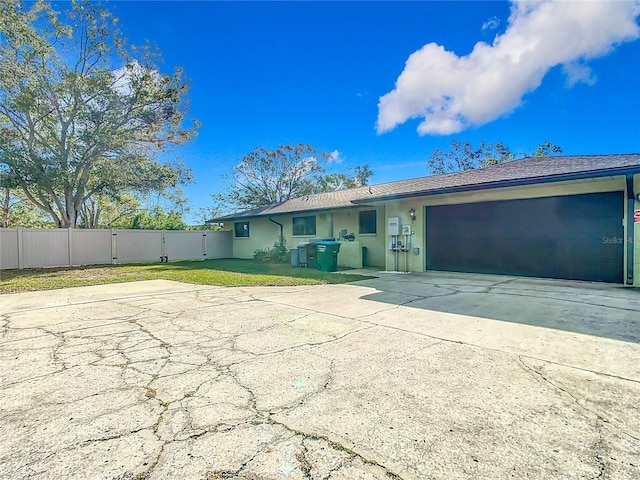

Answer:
[357,153,640,202]
[210,154,640,222]
[211,186,375,221]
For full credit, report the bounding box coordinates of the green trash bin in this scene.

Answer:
[315,241,341,272]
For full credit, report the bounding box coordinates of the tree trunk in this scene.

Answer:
[2,188,9,228]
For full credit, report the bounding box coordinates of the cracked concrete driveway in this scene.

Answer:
[1,272,639,480]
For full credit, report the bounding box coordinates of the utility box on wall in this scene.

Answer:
[388,217,400,236]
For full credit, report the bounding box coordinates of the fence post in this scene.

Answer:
[202,231,207,260]
[17,227,24,269]
[111,229,117,264]
[67,227,74,266]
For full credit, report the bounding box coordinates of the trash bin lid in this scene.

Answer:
[316,241,341,245]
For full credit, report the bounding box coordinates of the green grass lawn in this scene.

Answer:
[0,259,373,294]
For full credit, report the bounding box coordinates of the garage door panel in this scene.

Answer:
[426,192,624,283]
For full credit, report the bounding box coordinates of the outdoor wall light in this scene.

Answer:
[408,208,416,222]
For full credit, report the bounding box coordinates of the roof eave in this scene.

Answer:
[207,202,378,223]
[352,167,640,204]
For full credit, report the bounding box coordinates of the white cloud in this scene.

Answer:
[482,16,500,31]
[328,149,343,164]
[562,62,597,87]
[111,61,159,96]
[377,0,640,136]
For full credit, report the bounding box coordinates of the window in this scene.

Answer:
[359,210,377,234]
[293,216,316,236]
[234,221,250,238]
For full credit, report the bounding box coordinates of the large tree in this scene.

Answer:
[0,0,197,228]
[1,186,53,228]
[427,140,562,175]
[215,144,373,211]
[427,140,515,175]
[112,204,187,231]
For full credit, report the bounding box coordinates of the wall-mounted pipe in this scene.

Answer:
[626,174,635,285]
[269,218,284,239]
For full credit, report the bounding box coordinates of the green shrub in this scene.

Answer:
[252,248,271,263]
[252,237,289,264]
[269,237,289,263]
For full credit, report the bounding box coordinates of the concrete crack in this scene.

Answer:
[481,287,640,314]
[45,329,69,371]
[296,438,313,479]
[219,365,259,414]
[265,417,405,480]
[348,314,640,386]
[131,441,167,480]
[224,326,374,369]
[0,315,9,337]
[80,427,148,445]
[202,441,274,480]
[321,462,348,480]
[485,277,518,290]
[0,366,68,389]
[518,357,640,447]
[517,356,600,416]
[592,419,609,480]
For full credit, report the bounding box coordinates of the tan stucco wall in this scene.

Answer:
[223,175,636,284]
[222,209,385,266]
[331,207,386,267]
[380,198,424,273]
[222,214,319,259]
[619,173,640,287]
[373,176,628,275]
[222,217,281,259]
[634,174,640,287]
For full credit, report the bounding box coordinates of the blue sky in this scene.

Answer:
[108,1,640,222]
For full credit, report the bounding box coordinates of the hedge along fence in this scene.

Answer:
[0,228,233,269]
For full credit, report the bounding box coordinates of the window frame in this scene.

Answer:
[358,209,377,235]
[292,215,317,236]
[234,221,250,238]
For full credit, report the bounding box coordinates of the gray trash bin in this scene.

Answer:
[290,248,300,267]
[298,245,308,267]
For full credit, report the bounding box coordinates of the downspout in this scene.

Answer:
[269,218,284,240]
[626,174,635,285]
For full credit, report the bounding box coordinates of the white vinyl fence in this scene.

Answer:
[0,228,233,269]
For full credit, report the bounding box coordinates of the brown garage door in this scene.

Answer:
[425,192,624,283]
